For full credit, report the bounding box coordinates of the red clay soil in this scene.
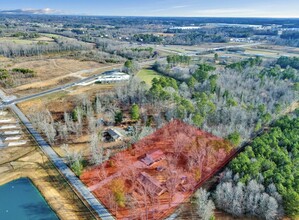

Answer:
[81,120,236,220]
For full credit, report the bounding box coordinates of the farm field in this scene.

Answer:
[81,120,235,219]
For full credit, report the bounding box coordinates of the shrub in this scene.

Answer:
[110,179,126,207]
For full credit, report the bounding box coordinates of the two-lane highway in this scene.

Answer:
[1,71,113,106]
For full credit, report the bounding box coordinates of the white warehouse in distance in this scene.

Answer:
[77,70,131,86]
[95,71,130,83]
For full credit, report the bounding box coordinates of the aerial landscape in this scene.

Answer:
[0,0,298,220]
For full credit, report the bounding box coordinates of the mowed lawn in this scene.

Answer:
[136,68,161,86]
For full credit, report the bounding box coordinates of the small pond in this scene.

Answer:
[0,178,59,220]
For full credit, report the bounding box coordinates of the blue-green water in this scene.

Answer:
[0,178,59,220]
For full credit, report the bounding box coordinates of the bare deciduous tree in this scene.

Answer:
[195,188,215,220]
[90,132,104,165]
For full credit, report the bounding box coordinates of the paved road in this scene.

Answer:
[204,42,262,52]
[11,104,114,220]
[0,71,113,106]
[145,42,262,56]
[0,89,114,219]
[0,58,161,108]
[156,43,261,56]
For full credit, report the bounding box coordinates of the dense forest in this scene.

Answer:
[151,56,298,139]
[214,113,299,218]
[277,56,299,70]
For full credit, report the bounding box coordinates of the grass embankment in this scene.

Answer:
[0,146,96,220]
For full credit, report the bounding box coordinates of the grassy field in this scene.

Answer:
[0,36,55,44]
[0,37,36,44]
[42,33,63,38]
[136,68,161,86]
[42,33,78,41]
[0,33,74,47]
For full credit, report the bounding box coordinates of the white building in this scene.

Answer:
[95,71,130,83]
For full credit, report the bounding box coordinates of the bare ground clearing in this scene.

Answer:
[2,58,118,96]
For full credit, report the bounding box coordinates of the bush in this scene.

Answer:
[12,68,36,77]
[110,179,126,207]
[0,69,10,80]
[131,104,140,120]
[114,111,123,124]
[225,131,241,146]
[71,160,83,176]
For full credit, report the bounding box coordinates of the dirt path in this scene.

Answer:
[51,59,72,74]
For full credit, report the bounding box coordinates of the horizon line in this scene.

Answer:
[1,12,299,19]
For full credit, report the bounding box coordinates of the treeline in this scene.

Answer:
[72,50,125,64]
[273,31,299,47]
[167,55,191,65]
[226,57,263,71]
[260,66,298,82]
[95,38,156,60]
[215,113,299,218]
[132,34,163,44]
[277,56,299,70]
[11,32,40,39]
[280,31,299,40]
[165,30,228,45]
[0,37,93,57]
[227,56,299,83]
[11,68,35,74]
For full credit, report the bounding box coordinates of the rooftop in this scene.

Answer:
[140,149,165,166]
[137,172,166,196]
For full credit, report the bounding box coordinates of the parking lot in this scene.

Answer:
[0,109,27,149]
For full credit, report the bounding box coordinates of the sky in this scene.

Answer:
[1,0,299,18]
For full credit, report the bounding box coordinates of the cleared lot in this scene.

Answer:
[1,57,116,96]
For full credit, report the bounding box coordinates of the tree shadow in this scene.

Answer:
[21,201,59,220]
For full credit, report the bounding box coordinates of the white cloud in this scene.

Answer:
[172,5,189,9]
[0,8,63,15]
